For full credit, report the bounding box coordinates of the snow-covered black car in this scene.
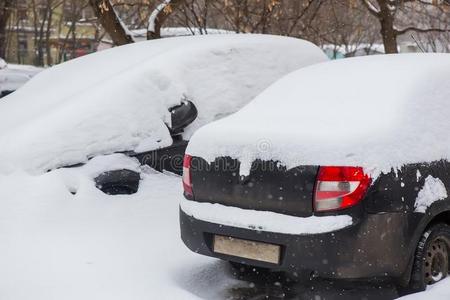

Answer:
[0,35,327,194]
[180,54,450,293]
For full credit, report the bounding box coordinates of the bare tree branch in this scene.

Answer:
[396,26,450,35]
[360,0,381,17]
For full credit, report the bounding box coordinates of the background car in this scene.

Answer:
[0,35,328,194]
[180,53,450,294]
[0,58,42,98]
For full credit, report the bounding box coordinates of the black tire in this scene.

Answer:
[94,169,140,195]
[99,183,137,195]
[407,223,450,293]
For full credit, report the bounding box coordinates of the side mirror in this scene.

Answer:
[168,100,198,136]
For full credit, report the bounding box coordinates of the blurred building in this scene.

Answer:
[4,0,99,66]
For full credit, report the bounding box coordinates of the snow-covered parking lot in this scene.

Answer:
[0,157,449,300]
[0,158,239,300]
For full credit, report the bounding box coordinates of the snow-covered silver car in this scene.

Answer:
[0,58,42,98]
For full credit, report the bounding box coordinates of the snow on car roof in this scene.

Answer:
[131,27,234,41]
[187,53,450,177]
[0,34,327,174]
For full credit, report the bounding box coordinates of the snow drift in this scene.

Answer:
[0,35,326,174]
[187,54,450,176]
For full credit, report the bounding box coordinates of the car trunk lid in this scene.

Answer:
[190,156,318,217]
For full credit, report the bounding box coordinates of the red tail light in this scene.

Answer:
[183,154,193,198]
[314,166,371,212]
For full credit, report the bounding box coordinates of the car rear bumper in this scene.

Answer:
[180,207,414,281]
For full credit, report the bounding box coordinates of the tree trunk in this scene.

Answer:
[89,0,134,46]
[36,4,49,66]
[379,13,398,54]
[376,0,398,54]
[147,0,186,39]
[46,5,54,66]
[0,0,13,58]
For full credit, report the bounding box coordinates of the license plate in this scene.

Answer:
[213,235,280,264]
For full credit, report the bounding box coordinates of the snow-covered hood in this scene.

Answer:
[0,35,327,174]
[187,54,450,176]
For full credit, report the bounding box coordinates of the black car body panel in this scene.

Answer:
[0,90,13,98]
[191,157,318,217]
[126,101,198,175]
[65,101,196,195]
[364,160,450,213]
[131,137,188,175]
[181,208,418,280]
[180,157,450,283]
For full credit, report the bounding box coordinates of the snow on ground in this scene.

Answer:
[187,53,450,177]
[0,35,327,175]
[0,157,242,300]
[399,278,450,300]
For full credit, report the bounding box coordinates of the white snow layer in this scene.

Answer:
[0,62,41,92]
[0,162,242,300]
[0,35,327,174]
[132,27,233,40]
[399,278,450,300]
[414,175,448,213]
[180,199,353,235]
[187,54,450,175]
[0,57,6,69]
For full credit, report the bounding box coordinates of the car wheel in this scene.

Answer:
[99,183,137,195]
[94,169,140,195]
[408,223,450,292]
